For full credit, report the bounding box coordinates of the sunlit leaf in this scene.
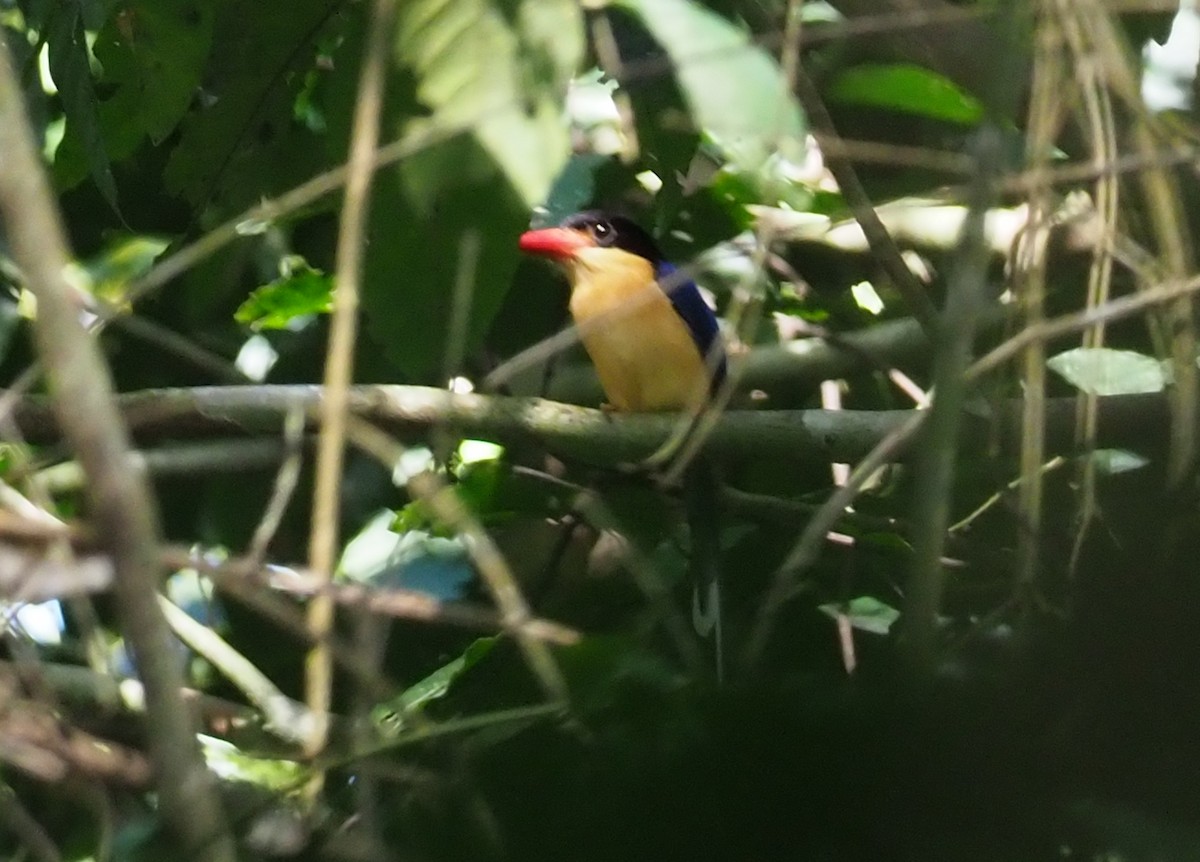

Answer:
[612,0,805,172]
[342,511,473,600]
[828,63,985,126]
[83,236,170,306]
[457,439,504,466]
[818,596,901,635]
[235,262,333,330]
[396,0,584,209]
[200,734,305,789]
[1048,347,1166,395]
[851,281,884,315]
[1085,448,1151,475]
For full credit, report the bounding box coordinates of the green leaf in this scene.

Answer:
[818,596,900,636]
[454,458,508,518]
[346,0,583,376]
[396,0,584,209]
[410,636,496,707]
[1047,347,1167,395]
[378,637,498,731]
[612,0,805,172]
[163,0,338,210]
[82,235,170,305]
[47,6,120,212]
[1085,448,1151,476]
[95,2,213,144]
[827,63,985,126]
[235,261,333,330]
[199,734,305,790]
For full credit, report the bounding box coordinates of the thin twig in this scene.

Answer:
[1084,1,1198,484]
[246,404,306,567]
[1060,0,1120,581]
[901,128,1000,674]
[158,595,316,745]
[1012,0,1063,593]
[305,0,398,763]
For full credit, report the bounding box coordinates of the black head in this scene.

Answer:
[560,211,665,265]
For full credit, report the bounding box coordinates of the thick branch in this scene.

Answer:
[6,384,1175,467]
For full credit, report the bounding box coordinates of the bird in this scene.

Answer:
[519,210,727,674]
[517,211,725,412]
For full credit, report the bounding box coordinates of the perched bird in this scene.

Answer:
[518,211,725,411]
[519,211,727,673]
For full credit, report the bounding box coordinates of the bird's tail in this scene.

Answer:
[685,459,723,681]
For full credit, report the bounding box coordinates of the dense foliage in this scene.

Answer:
[0,0,1198,859]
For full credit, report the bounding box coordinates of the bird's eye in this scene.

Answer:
[591,220,615,245]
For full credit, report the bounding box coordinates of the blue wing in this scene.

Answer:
[656,262,726,391]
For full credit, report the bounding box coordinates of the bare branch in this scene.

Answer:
[306,0,399,764]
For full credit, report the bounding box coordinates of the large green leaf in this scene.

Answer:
[55,0,215,192]
[95,1,214,145]
[395,0,583,209]
[828,63,985,126]
[46,5,119,212]
[612,0,805,173]
[163,0,340,210]
[354,0,583,376]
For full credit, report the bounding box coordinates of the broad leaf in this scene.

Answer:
[95,1,214,145]
[1048,347,1166,395]
[612,0,805,172]
[56,0,215,191]
[46,6,119,212]
[828,63,985,126]
[353,0,584,375]
[163,0,340,210]
[396,0,583,209]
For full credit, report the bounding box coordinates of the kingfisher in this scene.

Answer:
[519,211,727,673]
[517,211,725,412]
